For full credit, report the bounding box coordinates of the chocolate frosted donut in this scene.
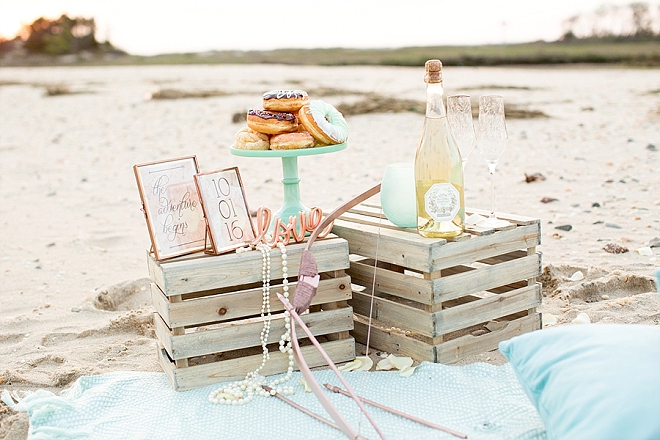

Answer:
[263,90,309,112]
[246,109,298,135]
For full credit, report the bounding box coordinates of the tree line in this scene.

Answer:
[0,15,120,56]
[561,2,660,41]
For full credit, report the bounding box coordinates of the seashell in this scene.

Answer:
[354,356,373,371]
[568,271,584,281]
[298,378,311,392]
[399,365,418,378]
[338,359,362,372]
[542,313,558,327]
[376,358,395,371]
[571,312,591,325]
[387,354,413,371]
[466,214,487,226]
[635,247,653,256]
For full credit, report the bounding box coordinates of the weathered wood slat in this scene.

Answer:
[429,224,541,272]
[353,203,540,227]
[156,307,354,360]
[431,253,541,303]
[348,253,541,305]
[151,276,351,328]
[353,316,435,361]
[353,313,541,363]
[352,283,541,338]
[339,210,409,231]
[432,283,541,336]
[463,224,496,236]
[351,291,435,337]
[339,210,471,242]
[151,283,171,325]
[158,338,356,391]
[333,219,444,272]
[348,260,435,305]
[466,208,540,226]
[348,204,387,219]
[149,238,349,296]
[435,313,541,363]
[478,249,529,265]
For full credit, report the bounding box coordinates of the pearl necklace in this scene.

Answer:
[209,241,294,405]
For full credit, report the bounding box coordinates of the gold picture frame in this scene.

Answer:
[133,156,207,261]
[194,167,256,255]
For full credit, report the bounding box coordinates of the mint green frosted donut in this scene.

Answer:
[309,100,349,144]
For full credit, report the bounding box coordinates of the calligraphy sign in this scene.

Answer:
[134,156,207,260]
[194,167,256,254]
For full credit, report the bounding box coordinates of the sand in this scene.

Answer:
[1,64,659,437]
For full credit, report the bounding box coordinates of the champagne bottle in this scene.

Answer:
[414,59,465,238]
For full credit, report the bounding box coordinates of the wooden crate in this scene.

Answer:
[332,204,542,364]
[148,237,355,391]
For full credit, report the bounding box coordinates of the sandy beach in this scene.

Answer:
[1,64,659,437]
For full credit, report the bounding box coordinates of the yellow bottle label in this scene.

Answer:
[424,183,459,222]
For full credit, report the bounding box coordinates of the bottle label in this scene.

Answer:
[424,183,460,222]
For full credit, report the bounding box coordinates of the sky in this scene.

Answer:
[1,1,659,55]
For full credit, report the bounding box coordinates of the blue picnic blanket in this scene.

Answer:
[3,362,546,440]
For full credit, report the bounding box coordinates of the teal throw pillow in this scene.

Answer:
[499,324,660,440]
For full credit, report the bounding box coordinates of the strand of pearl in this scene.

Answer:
[208,242,294,405]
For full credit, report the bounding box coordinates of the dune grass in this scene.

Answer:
[2,40,659,67]
[127,41,660,67]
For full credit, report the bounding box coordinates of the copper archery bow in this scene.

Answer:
[279,183,385,440]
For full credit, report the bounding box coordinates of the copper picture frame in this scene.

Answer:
[133,156,207,261]
[194,167,256,255]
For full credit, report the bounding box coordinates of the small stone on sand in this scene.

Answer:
[603,243,629,254]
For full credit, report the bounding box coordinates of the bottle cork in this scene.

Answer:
[424,59,442,84]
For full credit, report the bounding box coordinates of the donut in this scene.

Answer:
[233,127,270,150]
[297,100,349,145]
[246,109,298,135]
[263,90,309,112]
[270,132,315,150]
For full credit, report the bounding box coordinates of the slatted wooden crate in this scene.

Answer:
[148,237,355,391]
[332,204,542,364]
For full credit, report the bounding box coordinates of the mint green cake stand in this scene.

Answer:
[230,143,347,225]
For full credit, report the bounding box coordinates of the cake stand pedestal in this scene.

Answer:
[230,143,347,227]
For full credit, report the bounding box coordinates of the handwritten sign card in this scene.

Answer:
[134,156,207,260]
[194,167,256,254]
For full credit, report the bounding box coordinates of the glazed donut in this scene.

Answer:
[297,100,349,145]
[233,127,270,150]
[263,90,309,112]
[246,109,298,135]
[270,132,315,150]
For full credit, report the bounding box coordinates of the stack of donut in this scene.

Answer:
[233,90,349,151]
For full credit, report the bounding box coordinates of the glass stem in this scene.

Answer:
[489,170,495,218]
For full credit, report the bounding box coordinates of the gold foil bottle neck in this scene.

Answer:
[424,59,442,84]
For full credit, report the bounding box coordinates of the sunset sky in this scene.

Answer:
[1,0,659,55]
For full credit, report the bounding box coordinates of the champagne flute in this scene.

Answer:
[446,94,475,171]
[475,95,510,228]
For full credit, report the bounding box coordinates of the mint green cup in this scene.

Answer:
[380,163,417,228]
